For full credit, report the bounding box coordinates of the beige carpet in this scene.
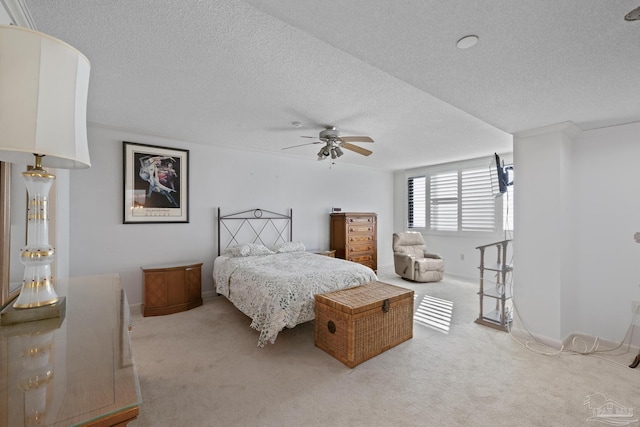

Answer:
[128,268,639,427]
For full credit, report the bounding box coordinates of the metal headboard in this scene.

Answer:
[217,208,293,255]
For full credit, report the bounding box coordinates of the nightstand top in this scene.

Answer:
[141,261,203,271]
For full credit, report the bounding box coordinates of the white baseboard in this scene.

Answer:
[129,302,142,315]
[442,272,476,283]
[202,290,219,299]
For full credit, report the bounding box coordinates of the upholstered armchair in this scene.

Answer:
[393,231,444,282]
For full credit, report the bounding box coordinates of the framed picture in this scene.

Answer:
[2,161,37,308]
[123,141,189,224]
[1,162,21,308]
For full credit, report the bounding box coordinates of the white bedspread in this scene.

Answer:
[213,251,377,347]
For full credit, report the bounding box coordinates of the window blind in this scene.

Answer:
[461,167,495,231]
[408,176,426,228]
[430,172,458,231]
[407,156,513,234]
[503,184,514,231]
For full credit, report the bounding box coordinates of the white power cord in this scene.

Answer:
[506,274,639,368]
[497,190,637,368]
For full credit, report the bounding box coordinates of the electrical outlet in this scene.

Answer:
[460,254,464,261]
[632,300,640,314]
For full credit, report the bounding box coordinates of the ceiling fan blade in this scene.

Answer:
[341,142,373,156]
[338,136,374,143]
[282,141,322,150]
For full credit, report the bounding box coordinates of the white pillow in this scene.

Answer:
[222,243,275,257]
[273,241,306,253]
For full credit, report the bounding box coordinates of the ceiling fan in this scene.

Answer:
[282,126,374,160]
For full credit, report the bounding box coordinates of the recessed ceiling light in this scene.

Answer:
[625,6,640,21]
[456,35,479,49]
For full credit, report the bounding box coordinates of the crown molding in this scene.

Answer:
[1,0,36,29]
[513,121,582,141]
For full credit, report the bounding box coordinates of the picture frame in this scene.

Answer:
[1,161,40,309]
[1,162,20,308]
[123,141,189,224]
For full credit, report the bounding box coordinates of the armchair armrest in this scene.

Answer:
[394,252,416,280]
[423,252,442,259]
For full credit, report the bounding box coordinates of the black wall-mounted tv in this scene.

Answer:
[490,153,513,197]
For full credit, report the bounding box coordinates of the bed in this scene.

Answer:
[213,208,378,347]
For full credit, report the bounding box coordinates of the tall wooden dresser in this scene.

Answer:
[330,212,377,271]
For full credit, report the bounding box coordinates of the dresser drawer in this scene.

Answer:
[348,225,375,234]
[346,216,375,224]
[358,260,376,270]
[348,234,374,243]
[349,242,375,254]
[348,253,375,264]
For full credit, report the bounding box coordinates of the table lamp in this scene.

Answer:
[0,25,91,319]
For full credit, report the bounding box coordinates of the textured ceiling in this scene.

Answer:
[17,0,640,170]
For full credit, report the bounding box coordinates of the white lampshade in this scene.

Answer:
[0,25,91,169]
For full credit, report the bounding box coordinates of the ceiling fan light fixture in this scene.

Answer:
[625,6,640,21]
[456,35,479,49]
[283,126,373,159]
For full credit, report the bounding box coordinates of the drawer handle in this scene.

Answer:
[328,320,336,334]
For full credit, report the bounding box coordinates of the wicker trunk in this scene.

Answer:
[314,281,414,368]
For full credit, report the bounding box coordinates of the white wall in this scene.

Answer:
[513,123,578,342]
[68,125,394,306]
[572,122,640,344]
[514,121,640,346]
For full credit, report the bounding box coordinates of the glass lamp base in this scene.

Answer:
[0,297,66,326]
[12,161,58,312]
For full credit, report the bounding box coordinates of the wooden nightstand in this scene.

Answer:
[141,261,203,316]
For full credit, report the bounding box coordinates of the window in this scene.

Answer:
[430,172,458,231]
[407,176,426,228]
[461,167,495,232]
[503,177,514,232]
[406,157,513,234]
